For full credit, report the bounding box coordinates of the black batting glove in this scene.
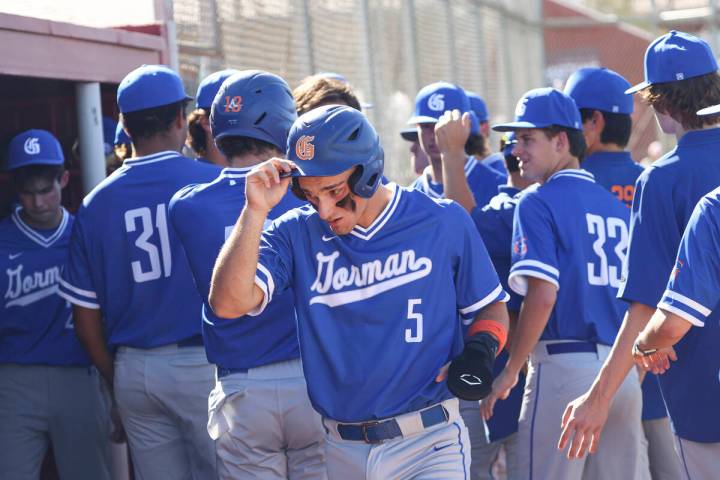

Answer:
[447,333,499,401]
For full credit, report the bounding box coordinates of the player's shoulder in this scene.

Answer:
[467,156,506,182]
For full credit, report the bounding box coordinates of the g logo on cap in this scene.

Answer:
[515,98,528,117]
[428,93,445,112]
[295,135,315,161]
[24,138,40,155]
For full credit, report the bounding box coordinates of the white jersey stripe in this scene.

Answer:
[662,289,712,318]
[658,302,705,327]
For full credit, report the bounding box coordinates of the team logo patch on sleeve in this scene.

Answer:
[672,259,684,280]
[296,135,315,161]
[513,236,528,255]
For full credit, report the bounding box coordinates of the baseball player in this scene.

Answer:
[558,32,720,477]
[58,65,220,479]
[437,114,531,479]
[409,82,506,207]
[482,88,649,480]
[564,65,681,479]
[187,69,238,167]
[169,70,326,479]
[0,130,111,480]
[400,126,430,176]
[466,91,506,174]
[210,105,510,479]
[563,67,645,208]
[293,74,362,115]
[631,182,720,479]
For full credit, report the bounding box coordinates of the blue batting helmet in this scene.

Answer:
[210,70,297,151]
[287,105,384,199]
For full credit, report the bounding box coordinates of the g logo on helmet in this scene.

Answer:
[24,138,40,155]
[428,93,445,112]
[515,98,528,117]
[295,135,315,161]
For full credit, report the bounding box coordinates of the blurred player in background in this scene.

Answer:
[409,82,506,207]
[0,130,110,480]
[187,69,238,167]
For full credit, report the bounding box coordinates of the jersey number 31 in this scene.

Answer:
[586,213,628,288]
[124,204,172,283]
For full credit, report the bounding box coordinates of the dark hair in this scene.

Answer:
[541,125,587,161]
[293,76,362,115]
[640,72,720,130]
[464,132,487,157]
[120,100,188,141]
[499,137,520,173]
[187,108,209,156]
[215,136,281,159]
[579,109,632,148]
[12,164,64,191]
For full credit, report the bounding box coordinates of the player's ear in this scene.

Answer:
[554,131,568,153]
[59,170,70,189]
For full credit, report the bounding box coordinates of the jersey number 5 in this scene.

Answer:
[405,298,423,343]
[124,204,172,283]
[586,213,628,288]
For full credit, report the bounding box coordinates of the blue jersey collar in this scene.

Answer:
[349,183,402,241]
[547,169,595,184]
[124,150,181,167]
[420,157,476,198]
[677,127,720,147]
[220,166,254,178]
[582,151,634,167]
[11,206,70,248]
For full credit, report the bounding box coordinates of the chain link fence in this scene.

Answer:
[173,0,543,184]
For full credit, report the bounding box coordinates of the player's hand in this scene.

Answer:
[633,346,677,375]
[246,158,296,213]
[480,368,517,420]
[557,391,610,459]
[435,109,471,159]
[109,400,127,443]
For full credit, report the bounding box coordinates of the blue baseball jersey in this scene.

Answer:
[509,170,629,345]
[1,208,89,366]
[652,187,720,441]
[169,167,305,370]
[582,151,644,208]
[470,185,526,441]
[411,156,507,207]
[481,152,508,175]
[254,184,508,422]
[59,151,221,350]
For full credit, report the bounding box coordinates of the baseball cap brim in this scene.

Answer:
[407,115,438,125]
[697,104,720,116]
[624,81,650,95]
[492,121,550,132]
[400,126,417,141]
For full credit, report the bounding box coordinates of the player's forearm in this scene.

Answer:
[73,305,114,387]
[475,300,510,341]
[505,280,555,374]
[441,151,476,213]
[209,206,267,318]
[637,309,691,350]
[586,302,655,403]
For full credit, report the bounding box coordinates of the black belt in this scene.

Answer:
[546,341,597,355]
[177,335,204,348]
[336,403,449,444]
[217,367,249,378]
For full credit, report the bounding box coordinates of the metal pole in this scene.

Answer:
[445,0,458,83]
[301,0,316,74]
[360,0,380,126]
[406,0,421,92]
[75,83,107,194]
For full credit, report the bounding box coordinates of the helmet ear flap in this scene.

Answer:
[290,177,306,200]
[348,165,363,196]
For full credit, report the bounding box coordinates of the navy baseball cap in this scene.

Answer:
[626,31,718,94]
[564,67,634,115]
[7,129,64,170]
[195,69,238,109]
[114,122,131,146]
[466,92,489,122]
[117,65,192,113]
[493,88,582,132]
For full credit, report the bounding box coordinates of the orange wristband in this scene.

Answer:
[467,319,507,355]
